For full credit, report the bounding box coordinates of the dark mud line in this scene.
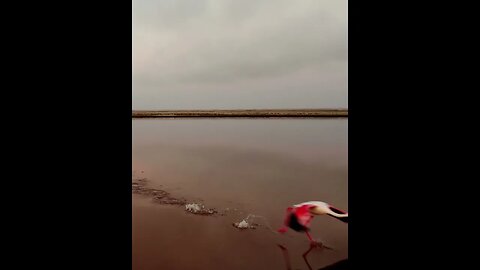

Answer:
[132,109,348,118]
[132,177,273,230]
[132,177,218,215]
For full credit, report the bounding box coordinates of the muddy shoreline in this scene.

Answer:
[132,109,348,118]
[132,177,219,216]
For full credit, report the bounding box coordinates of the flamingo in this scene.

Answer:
[278,201,348,245]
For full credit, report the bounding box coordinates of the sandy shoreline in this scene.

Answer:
[132,109,348,118]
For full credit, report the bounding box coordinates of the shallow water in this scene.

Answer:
[132,119,348,270]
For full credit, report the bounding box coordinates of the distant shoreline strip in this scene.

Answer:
[132,109,348,118]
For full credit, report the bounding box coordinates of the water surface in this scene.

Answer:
[132,119,348,270]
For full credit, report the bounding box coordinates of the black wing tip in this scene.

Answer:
[287,213,309,232]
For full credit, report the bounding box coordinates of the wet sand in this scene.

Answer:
[133,119,348,270]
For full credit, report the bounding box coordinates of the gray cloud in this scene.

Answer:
[133,0,347,109]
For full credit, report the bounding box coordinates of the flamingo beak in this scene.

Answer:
[328,214,348,223]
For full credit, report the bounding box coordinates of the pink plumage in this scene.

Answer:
[278,201,348,243]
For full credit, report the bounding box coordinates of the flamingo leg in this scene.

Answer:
[305,231,324,248]
[276,244,292,270]
[302,245,315,270]
[305,231,313,241]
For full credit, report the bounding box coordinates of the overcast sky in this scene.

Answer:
[133,0,347,109]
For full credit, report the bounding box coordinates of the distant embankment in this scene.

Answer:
[132,109,348,118]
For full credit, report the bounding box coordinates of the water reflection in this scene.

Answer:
[277,243,346,270]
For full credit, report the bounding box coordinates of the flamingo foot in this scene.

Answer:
[310,240,334,250]
[309,240,324,248]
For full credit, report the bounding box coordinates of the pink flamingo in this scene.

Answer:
[278,201,348,245]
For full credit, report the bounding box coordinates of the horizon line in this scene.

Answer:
[132,109,348,118]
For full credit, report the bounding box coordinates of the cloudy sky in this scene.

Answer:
[133,0,347,109]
